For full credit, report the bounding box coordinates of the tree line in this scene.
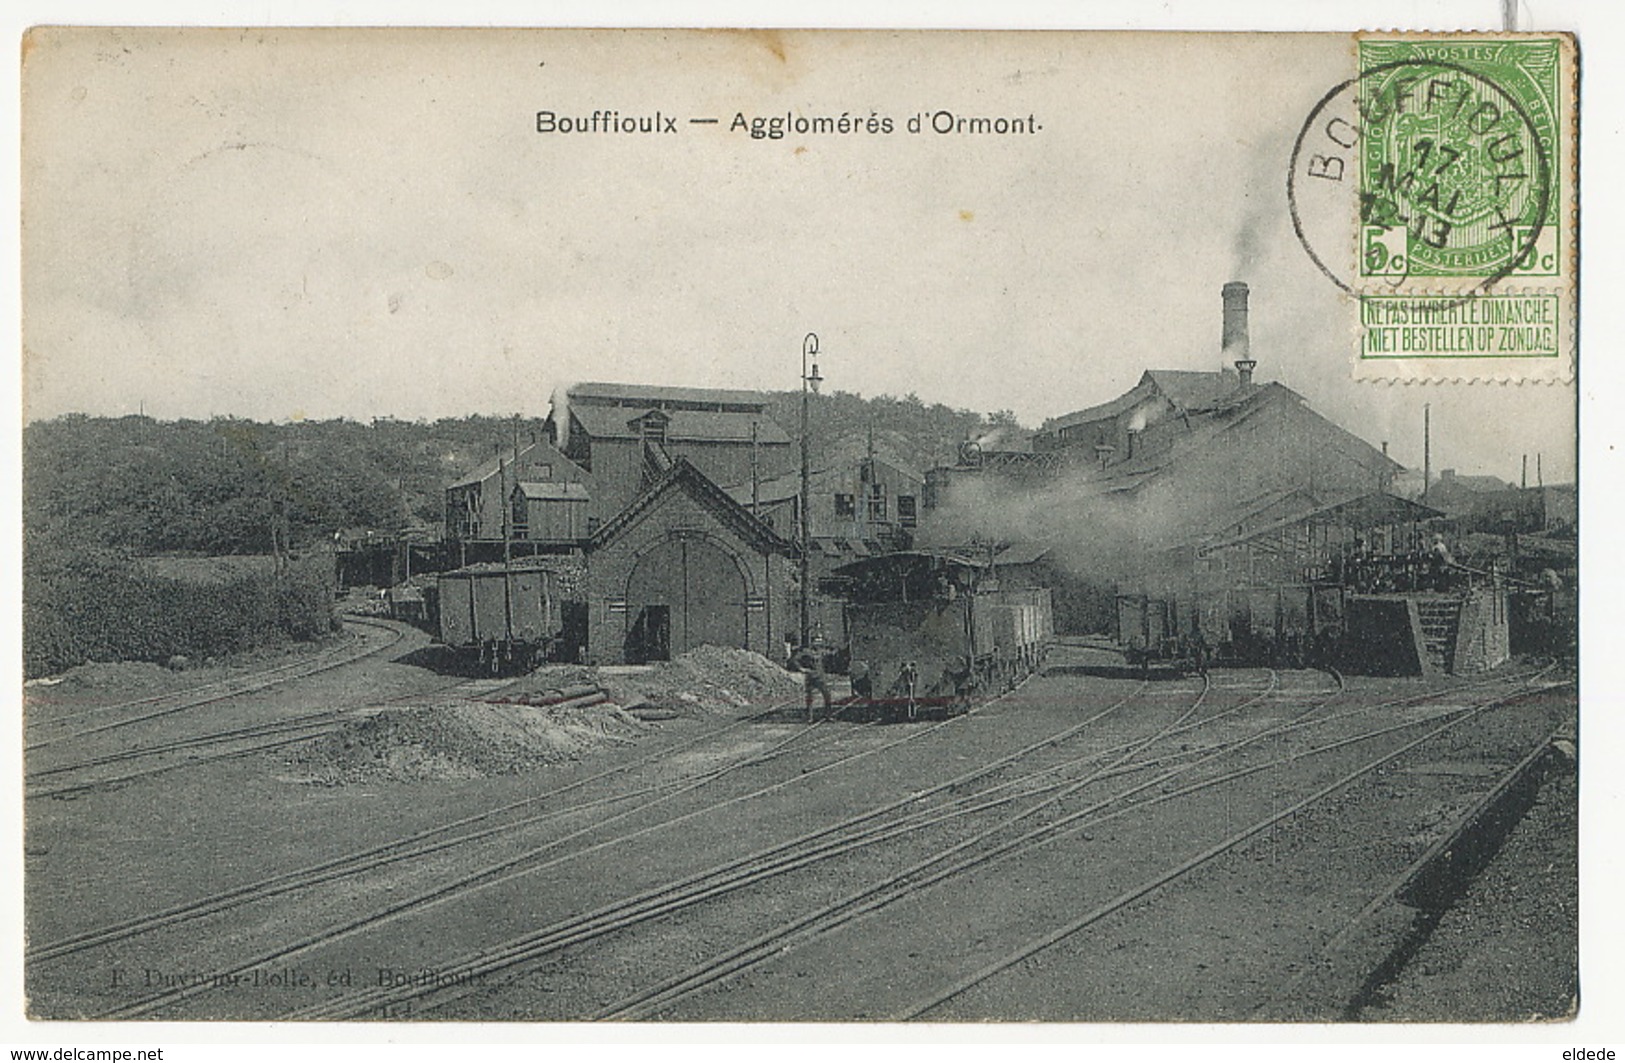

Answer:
[25,397,1021,557]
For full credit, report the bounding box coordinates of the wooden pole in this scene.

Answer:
[500,452,512,660]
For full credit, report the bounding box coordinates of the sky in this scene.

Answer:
[20,26,1577,484]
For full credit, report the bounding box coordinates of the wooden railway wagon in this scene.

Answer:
[833,552,1054,720]
[1214,583,1346,666]
[437,561,567,673]
[1116,593,1206,676]
[1119,582,1347,672]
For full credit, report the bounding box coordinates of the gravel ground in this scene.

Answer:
[24,643,1577,1025]
[1362,766,1578,1022]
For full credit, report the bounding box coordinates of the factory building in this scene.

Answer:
[1424,468,1514,518]
[926,282,1400,546]
[584,457,795,665]
[722,456,922,550]
[444,439,593,563]
[546,382,796,527]
[921,283,1407,638]
[722,453,924,648]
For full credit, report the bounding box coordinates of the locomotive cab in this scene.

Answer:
[830,550,1054,721]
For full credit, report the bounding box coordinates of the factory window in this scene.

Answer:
[898,495,917,528]
[867,483,887,522]
[835,493,856,517]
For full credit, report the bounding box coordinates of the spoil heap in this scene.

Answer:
[498,646,802,718]
[283,698,649,784]
[282,645,800,784]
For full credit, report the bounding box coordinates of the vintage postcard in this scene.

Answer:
[19,27,1578,1027]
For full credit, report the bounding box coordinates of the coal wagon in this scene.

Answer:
[437,560,583,673]
[1115,593,1208,676]
[1118,582,1347,672]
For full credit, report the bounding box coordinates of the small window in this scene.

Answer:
[867,483,887,522]
[642,416,667,443]
[835,493,856,517]
[898,495,917,528]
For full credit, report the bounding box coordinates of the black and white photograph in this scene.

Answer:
[10,11,1604,1050]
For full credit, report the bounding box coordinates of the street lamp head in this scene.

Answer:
[802,332,824,394]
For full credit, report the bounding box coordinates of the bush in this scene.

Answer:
[23,549,339,679]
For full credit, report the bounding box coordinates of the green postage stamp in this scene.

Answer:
[1290,33,1576,382]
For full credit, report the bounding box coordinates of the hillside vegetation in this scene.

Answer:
[25,395,1018,556]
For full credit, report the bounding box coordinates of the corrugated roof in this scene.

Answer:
[1045,369,1253,436]
[1436,472,1512,493]
[568,381,776,408]
[1046,379,1158,432]
[571,404,793,444]
[1197,491,1444,554]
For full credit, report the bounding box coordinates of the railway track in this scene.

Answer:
[286,669,1332,1020]
[24,674,521,800]
[1249,709,1574,1021]
[81,669,1109,1020]
[43,661,1559,1023]
[25,694,830,967]
[286,670,1281,1021]
[889,672,1567,1021]
[24,616,410,754]
[82,683,998,1019]
[382,667,1536,1022]
[23,623,507,800]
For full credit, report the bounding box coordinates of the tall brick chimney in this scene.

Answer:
[1223,281,1256,386]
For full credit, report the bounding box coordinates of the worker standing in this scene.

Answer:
[794,641,833,721]
[848,658,873,701]
[1430,534,1455,590]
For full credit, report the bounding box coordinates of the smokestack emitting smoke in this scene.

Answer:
[1223,281,1256,386]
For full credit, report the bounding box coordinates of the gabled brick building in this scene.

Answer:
[584,457,795,665]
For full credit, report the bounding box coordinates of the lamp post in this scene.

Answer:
[800,333,823,650]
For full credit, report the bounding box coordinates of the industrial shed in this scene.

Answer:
[547,382,795,527]
[585,457,795,665]
[444,439,593,563]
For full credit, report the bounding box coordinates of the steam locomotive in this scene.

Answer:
[830,551,1054,719]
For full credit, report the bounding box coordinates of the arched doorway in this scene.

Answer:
[624,535,749,663]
